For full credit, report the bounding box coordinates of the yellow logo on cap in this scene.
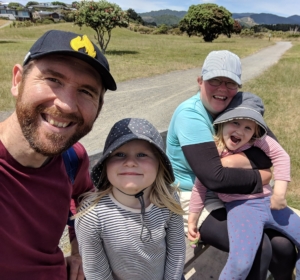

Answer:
[70,35,96,58]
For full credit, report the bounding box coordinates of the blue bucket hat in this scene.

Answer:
[213,92,267,138]
[91,118,175,188]
[23,30,116,91]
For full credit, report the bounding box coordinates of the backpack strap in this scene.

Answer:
[62,146,79,227]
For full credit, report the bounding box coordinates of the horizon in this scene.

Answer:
[2,0,299,18]
[137,8,300,18]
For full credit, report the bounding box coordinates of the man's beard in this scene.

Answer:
[15,88,93,156]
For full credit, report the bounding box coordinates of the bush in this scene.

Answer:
[288,34,300,38]
[170,27,183,35]
[138,26,153,34]
[153,24,169,35]
[42,18,55,24]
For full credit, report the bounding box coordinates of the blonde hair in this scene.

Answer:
[73,147,184,219]
[214,120,262,150]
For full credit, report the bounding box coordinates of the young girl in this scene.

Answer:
[188,92,300,280]
[75,118,185,280]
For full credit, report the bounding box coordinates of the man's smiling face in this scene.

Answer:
[14,55,104,156]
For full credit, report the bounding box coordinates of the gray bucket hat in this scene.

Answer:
[201,50,242,86]
[213,92,267,138]
[91,118,175,188]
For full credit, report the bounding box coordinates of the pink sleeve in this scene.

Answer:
[254,135,290,181]
[189,177,207,214]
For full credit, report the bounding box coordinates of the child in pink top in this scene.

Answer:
[188,92,300,280]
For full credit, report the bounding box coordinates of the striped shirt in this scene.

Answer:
[75,193,185,280]
[190,135,290,213]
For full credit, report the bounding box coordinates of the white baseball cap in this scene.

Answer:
[201,50,242,86]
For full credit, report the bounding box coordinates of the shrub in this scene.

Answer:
[170,27,183,35]
[138,26,152,34]
[42,18,55,24]
[153,24,169,35]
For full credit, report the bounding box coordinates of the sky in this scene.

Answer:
[6,0,300,17]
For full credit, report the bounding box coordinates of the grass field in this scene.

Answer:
[0,23,275,110]
[0,22,299,208]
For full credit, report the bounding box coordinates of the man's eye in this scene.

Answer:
[46,77,60,84]
[232,121,239,125]
[79,89,93,97]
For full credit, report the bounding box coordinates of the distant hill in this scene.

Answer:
[139,9,300,27]
[139,9,186,25]
[139,9,186,18]
[233,13,300,25]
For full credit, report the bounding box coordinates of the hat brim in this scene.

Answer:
[91,134,175,187]
[27,51,117,91]
[203,69,242,86]
[213,107,267,138]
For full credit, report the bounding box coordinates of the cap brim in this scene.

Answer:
[203,70,242,86]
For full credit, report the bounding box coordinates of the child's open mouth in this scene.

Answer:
[230,135,241,144]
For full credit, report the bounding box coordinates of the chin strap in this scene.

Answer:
[135,191,152,243]
[116,187,152,243]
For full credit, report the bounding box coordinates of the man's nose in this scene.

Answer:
[53,86,78,113]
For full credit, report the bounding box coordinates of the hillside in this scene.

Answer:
[139,9,186,25]
[139,9,300,26]
[233,13,300,25]
[139,9,186,18]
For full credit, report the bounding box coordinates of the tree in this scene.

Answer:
[71,1,79,8]
[8,2,22,9]
[51,1,67,7]
[233,20,242,34]
[74,0,129,53]
[127,8,144,25]
[179,3,234,42]
[26,1,39,7]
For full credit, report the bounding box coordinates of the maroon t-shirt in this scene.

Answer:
[0,142,93,279]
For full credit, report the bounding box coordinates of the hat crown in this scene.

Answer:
[23,30,116,91]
[213,92,267,139]
[225,92,264,116]
[103,118,164,155]
[201,50,242,86]
[91,118,175,187]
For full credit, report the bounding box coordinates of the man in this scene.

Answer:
[0,30,116,279]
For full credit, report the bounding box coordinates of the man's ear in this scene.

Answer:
[11,64,23,98]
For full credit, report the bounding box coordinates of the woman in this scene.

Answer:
[166,50,296,279]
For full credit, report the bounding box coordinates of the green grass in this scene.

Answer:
[1,22,299,208]
[244,42,300,208]
[0,22,274,111]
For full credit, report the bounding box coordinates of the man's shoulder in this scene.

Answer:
[72,142,87,155]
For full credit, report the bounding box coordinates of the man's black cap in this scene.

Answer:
[23,30,117,91]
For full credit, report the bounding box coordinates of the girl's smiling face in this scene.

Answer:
[222,119,257,151]
[106,140,159,196]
